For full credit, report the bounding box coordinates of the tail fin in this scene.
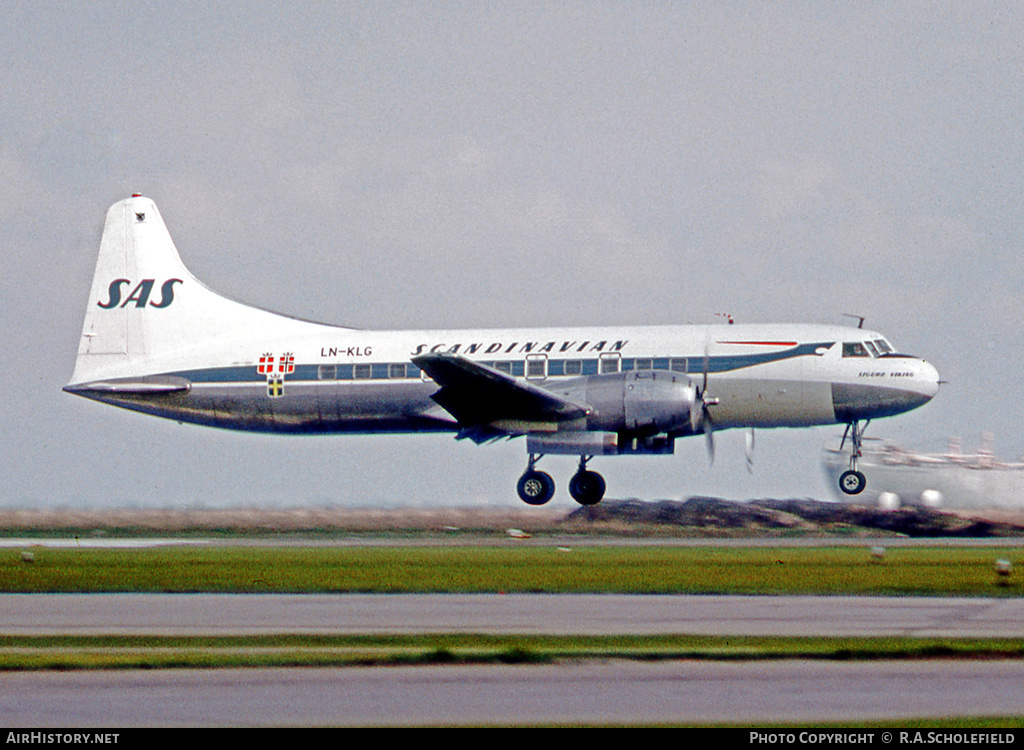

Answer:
[67,195,302,386]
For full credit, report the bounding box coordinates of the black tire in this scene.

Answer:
[568,470,606,506]
[517,470,555,506]
[839,469,867,495]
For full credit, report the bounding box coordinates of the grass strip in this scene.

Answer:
[1,634,1023,671]
[3,544,1024,595]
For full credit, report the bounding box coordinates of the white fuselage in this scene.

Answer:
[67,317,938,436]
[64,197,940,503]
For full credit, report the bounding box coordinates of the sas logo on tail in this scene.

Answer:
[97,279,183,309]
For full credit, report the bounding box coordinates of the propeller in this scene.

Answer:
[745,428,755,473]
[691,344,719,463]
[703,412,715,464]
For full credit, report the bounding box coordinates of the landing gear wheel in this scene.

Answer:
[839,420,869,497]
[517,470,555,506]
[839,469,867,496]
[568,470,606,506]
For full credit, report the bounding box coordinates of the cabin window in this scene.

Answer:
[494,361,513,374]
[318,365,337,380]
[389,363,407,378]
[670,358,687,373]
[525,355,547,379]
[564,359,583,376]
[599,353,620,374]
[354,364,372,379]
[635,358,653,370]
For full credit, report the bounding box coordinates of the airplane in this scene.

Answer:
[65,195,941,506]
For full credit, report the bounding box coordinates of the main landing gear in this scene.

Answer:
[568,456,606,506]
[517,454,555,506]
[517,454,607,506]
[838,420,869,495]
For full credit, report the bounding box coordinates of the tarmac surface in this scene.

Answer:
[4,592,1024,725]
[5,592,1024,637]
[6,659,1024,727]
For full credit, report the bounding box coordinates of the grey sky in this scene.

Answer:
[3,2,1022,508]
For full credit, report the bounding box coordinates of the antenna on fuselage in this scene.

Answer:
[842,313,865,329]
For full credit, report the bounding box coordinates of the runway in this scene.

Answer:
[5,593,1024,725]
[6,660,1024,727]
[4,593,1024,637]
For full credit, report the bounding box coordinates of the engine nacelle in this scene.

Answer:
[568,370,698,435]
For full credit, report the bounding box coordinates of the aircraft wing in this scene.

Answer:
[412,352,590,442]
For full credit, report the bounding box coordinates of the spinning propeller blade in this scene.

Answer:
[696,343,719,463]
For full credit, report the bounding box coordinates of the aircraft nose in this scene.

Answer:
[889,358,941,414]
[919,360,940,401]
[891,358,941,412]
[831,357,941,422]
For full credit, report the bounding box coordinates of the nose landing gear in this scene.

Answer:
[838,468,867,495]
[838,420,869,495]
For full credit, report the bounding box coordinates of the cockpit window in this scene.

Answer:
[842,342,870,358]
[863,340,880,357]
[873,339,893,355]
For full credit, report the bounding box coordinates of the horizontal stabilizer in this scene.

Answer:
[63,375,190,395]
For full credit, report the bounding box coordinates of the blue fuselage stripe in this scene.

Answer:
[173,343,830,385]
